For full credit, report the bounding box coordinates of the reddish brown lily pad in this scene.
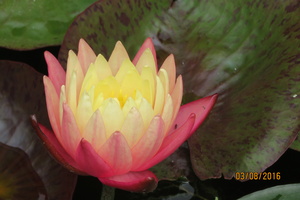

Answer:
[0,60,77,200]
[0,142,46,199]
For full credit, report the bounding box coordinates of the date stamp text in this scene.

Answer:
[235,172,281,180]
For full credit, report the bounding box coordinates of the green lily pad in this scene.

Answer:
[0,0,97,50]
[115,180,195,200]
[238,184,300,200]
[58,0,173,67]
[290,136,300,151]
[58,0,300,181]
[182,0,300,179]
[0,60,77,199]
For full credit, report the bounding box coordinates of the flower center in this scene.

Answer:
[93,75,141,107]
[81,58,155,110]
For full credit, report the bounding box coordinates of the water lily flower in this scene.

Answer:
[32,38,217,192]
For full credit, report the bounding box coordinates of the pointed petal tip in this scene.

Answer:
[109,40,130,75]
[144,37,155,47]
[205,93,218,109]
[98,131,132,175]
[114,41,125,50]
[78,38,94,53]
[76,138,114,178]
[44,50,59,67]
[166,53,175,61]
[116,40,123,45]
[44,50,66,94]
[182,93,218,133]
[79,38,86,45]
[133,37,157,68]
[44,50,52,59]
[42,75,47,82]
[44,51,58,63]
[30,115,86,175]
[177,74,183,82]
[99,171,158,192]
[210,93,219,101]
[136,113,196,171]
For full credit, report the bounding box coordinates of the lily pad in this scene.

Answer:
[238,183,300,200]
[0,142,46,200]
[0,0,97,50]
[0,60,77,199]
[58,0,173,67]
[58,0,300,181]
[182,0,300,179]
[151,144,193,180]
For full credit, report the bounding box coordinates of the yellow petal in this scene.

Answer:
[93,93,104,111]
[79,63,98,98]
[86,85,95,105]
[67,71,77,115]
[83,110,106,152]
[119,66,142,105]
[66,50,84,101]
[138,97,154,128]
[121,107,144,147]
[94,54,112,80]
[158,68,170,100]
[162,94,173,134]
[108,41,130,75]
[135,48,156,75]
[131,116,164,170]
[115,59,136,83]
[99,98,124,138]
[134,90,143,108]
[76,92,93,133]
[94,76,120,100]
[59,85,67,125]
[122,97,137,116]
[66,50,77,89]
[141,65,156,88]
[153,76,165,115]
[140,66,155,106]
[139,80,152,106]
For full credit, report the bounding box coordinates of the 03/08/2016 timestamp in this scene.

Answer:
[235,172,281,180]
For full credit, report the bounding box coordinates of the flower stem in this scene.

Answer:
[101,184,115,200]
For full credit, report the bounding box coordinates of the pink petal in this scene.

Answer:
[132,38,157,70]
[78,39,97,75]
[160,54,176,92]
[60,103,81,158]
[31,116,85,175]
[170,76,183,124]
[99,170,158,192]
[75,139,114,178]
[136,94,218,171]
[136,114,195,171]
[82,110,107,153]
[43,76,61,141]
[44,51,66,95]
[98,132,132,176]
[131,116,165,170]
[174,94,218,133]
